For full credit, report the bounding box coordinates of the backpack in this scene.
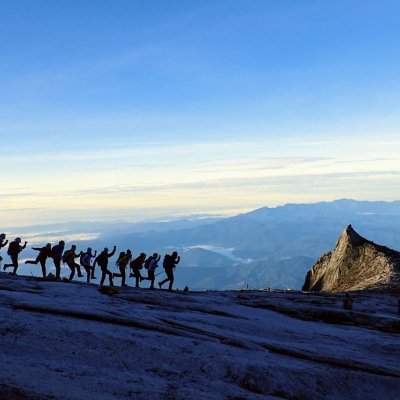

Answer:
[130,257,143,270]
[82,252,92,265]
[7,241,18,256]
[62,250,72,263]
[163,254,171,269]
[95,252,108,268]
[116,252,125,266]
[51,245,60,259]
[144,257,152,269]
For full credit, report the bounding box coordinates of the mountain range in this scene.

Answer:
[5,199,400,290]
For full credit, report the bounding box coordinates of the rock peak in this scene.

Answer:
[336,224,367,248]
[303,226,400,292]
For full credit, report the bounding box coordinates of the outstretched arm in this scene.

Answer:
[1,240,8,248]
[78,251,84,257]
[108,246,116,257]
[32,247,41,251]
[21,242,27,250]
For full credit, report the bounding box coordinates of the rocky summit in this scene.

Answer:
[302,225,400,292]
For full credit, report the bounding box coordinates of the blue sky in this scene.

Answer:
[1,0,400,226]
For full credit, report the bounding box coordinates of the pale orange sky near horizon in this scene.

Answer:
[2,1,400,226]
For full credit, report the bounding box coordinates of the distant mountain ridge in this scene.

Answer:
[302,225,400,292]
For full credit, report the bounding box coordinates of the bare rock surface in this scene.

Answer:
[302,225,400,292]
[0,272,400,399]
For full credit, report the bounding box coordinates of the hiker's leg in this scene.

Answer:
[135,275,140,288]
[68,263,75,281]
[25,259,39,265]
[107,269,113,286]
[84,266,90,283]
[11,256,19,275]
[120,266,126,286]
[76,263,83,277]
[100,269,106,286]
[167,270,174,291]
[149,271,155,289]
[40,260,46,278]
[54,258,61,279]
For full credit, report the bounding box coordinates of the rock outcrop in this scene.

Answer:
[302,225,400,292]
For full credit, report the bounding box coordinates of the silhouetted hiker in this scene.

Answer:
[80,247,97,283]
[158,251,180,291]
[113,249,131,287]
[113,251,126,283]
[25,243,52,278]
[141,253,160,289]
[0,233,7,248]
[129,253,146,288]
[4,238,27,275]
[51,240,65,280]
[94,246,116,286]
[0,233,8,264]
[63,245,84,281]
[343,293,353,310]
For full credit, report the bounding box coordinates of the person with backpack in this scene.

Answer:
[51,240,65,280]
[113,249,131,287]
[141,253,161,289]
[25,243,52,278]
[0,233,8,265]
[3,237,27,275]
[80,247,97,284]
[94,246,116,286]
[158,251,180,291]
[63,245,84,281]
[129,252,146,288]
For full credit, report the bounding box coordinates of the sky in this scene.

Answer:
[1,0,400,227]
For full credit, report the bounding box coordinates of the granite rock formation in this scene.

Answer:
[302,225,400,292]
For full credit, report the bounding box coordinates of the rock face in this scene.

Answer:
[1,272,400,399]
[302,225,400,292]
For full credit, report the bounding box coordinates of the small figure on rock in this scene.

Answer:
[343,293,353,310]
[141,252,160,289]
[51,240,65,280]
[4,237,27,275]
[80,247,97,283]
[63,245,84,281]
[25,243,52,278]
[113,249,131,287]
[94,246,116,286]
[129,252,146,288]
[158,251,180,291]
[0,233,8,264]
